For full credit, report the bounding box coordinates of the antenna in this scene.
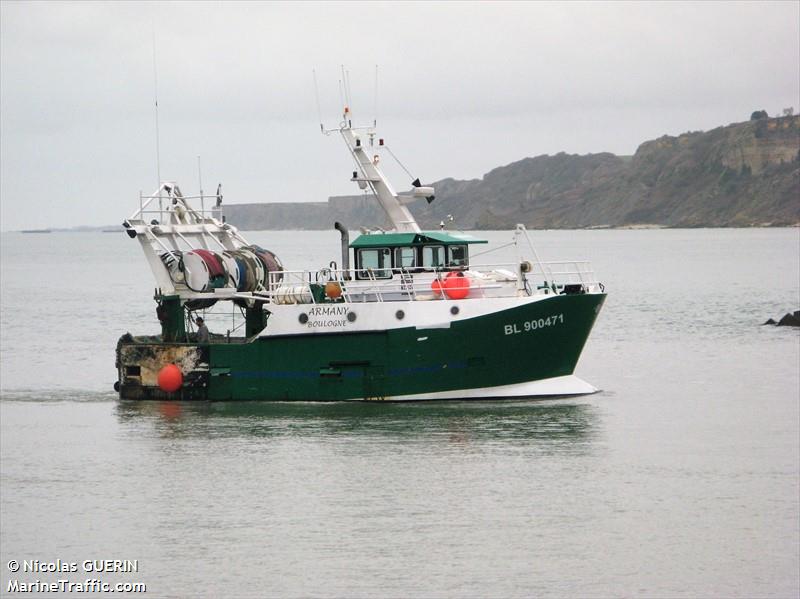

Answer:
[197,155,204,216]
[345,69,352,112]
[340,65,352,113]
[373,64,378,126]
[312,69,323,132]
[151,25,162,193]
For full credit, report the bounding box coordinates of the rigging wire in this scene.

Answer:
[382,144,415,180]
[470,241,517,258]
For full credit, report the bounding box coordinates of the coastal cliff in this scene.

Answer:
[225,114,799,230]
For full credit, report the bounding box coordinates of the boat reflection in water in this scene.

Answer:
[116,399,600,450]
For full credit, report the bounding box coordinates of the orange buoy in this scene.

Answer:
[325,281,342,299]
[443,272,470,300]
[431,278,444,296]
[157,364,183,393]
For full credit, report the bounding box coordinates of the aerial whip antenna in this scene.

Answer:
[151,23,164,217]
[345,68,353,112]
[373,64,379,126]
[312,69,324,132]
[340,65,352,114]
[151,24,162,193]
[197,155,204,215]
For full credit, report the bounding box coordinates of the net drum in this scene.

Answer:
[183,250,227,292]
[248,245,284,287]
[219,252,242,289]
[226,249,264,292]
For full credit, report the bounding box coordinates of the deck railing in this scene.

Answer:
[129,187,223,225]
[265,261,601,305]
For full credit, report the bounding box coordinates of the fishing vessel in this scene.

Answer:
[116,111,606,401]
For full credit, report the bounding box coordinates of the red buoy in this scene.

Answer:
[157,364,183,393]
[443,272,470,300]
[159,401,182,419]
[325,281,342,299]
[431,278,444,296]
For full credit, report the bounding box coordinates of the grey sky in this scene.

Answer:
[1,1,798,230]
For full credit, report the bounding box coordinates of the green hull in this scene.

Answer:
[118,293,605,401]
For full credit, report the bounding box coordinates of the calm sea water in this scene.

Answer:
[1,228,798,598]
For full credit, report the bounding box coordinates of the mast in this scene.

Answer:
[337,109,432,233]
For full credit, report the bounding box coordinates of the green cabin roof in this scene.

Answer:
[350,231,487,249]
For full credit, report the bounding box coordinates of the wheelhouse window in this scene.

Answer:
[394,247,416,270]
[356,248,392,279]
[421,245,445,269]
[447,245,468,267]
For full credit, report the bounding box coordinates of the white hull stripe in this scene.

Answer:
[379,375,599,401]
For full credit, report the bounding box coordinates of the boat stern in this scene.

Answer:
[115,335,210,400]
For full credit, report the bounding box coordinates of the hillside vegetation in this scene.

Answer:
[225,114,799,230]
